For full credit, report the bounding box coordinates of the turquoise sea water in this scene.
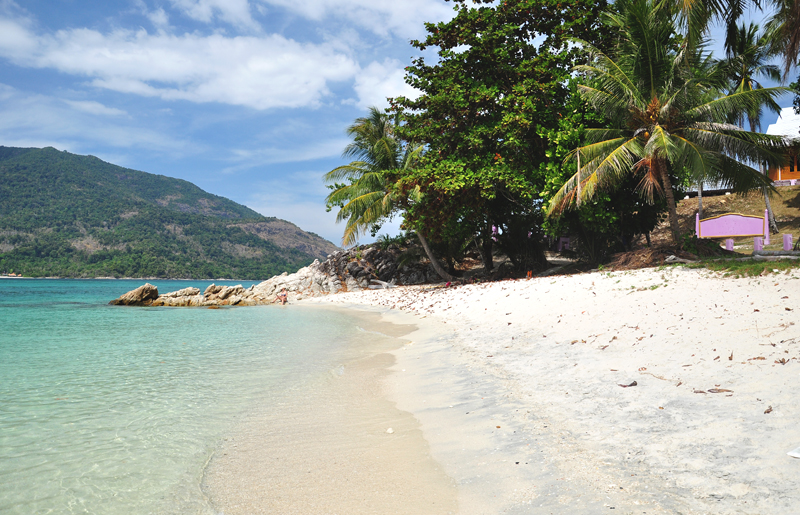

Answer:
[0,279,369,514]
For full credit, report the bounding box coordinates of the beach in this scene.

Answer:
[299,266,800,513]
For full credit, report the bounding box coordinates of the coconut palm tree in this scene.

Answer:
[720,22,782,233]
[324,107,454,281]
[674,0,800,77]
[324,107,414,247]
[547,0,787,245]
[764,0,800,77]
[723,23,782,129]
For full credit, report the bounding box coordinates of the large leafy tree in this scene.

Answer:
[390,0,608,273]
[547,0,787,245]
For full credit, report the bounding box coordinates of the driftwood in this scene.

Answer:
[752,250,800,257]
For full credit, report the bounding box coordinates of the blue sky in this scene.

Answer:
[0,0,792,246]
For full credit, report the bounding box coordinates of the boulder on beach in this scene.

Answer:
[109,283,159,305]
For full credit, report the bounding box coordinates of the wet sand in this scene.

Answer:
[201,308,457,515]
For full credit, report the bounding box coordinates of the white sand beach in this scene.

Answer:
[304,266,800,514]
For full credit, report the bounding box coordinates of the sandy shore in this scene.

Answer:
[305,265,800,514]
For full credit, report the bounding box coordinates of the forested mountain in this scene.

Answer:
[0,147,338,278]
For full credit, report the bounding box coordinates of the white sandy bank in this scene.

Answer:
[305,266,800,514]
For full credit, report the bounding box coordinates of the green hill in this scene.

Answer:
[0,147,338,278]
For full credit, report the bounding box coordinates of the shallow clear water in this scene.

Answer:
[0,279,368,514]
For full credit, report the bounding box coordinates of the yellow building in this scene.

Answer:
[766,107,800,182]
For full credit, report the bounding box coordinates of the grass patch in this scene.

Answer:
[685,257,800,277]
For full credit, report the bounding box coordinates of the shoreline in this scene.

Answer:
[201,304,459,515]
[305,266,800,513]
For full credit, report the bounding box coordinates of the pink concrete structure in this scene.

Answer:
[754,237,764,251]
[785,234,794,251]
[695,211,768,240]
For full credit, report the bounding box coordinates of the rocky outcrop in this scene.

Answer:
[110,283,271,307]
[110,243,442,306]
[109,283,159,305]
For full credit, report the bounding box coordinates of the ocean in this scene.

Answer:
[0,279,391,515]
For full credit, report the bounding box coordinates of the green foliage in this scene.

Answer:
[548,0,788,245]
[376,232,412,250]
[323,107,422,246]
[792,75,800,121]
[0,147,322,278]
[681,233,701,255]
[390,0,607,271]
[719,22,781,132]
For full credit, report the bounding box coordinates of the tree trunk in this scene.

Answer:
[659,161,682,245]
[417,232,455,282]
[760,163,779,234]
[479,227,494,273]
[697,181,703,219]
[764,192,779,233]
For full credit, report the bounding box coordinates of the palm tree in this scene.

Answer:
[721,22,782,233]
[324,107,413,247]
[764,0,800,77]
[674,0,800,77]
[324,107,454,281]
[547,0,787,245]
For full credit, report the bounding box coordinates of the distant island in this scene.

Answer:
[0,146,338,279]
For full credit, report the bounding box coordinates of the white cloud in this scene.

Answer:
[257,0,453,39]
[147,7,170,31]
[0,15,359,110]
[63,100,128,116]
[353,59,419,109]
[223,137,350,174]
[132,0,171,31]
[0,83,188,152]
[169,0,258,31]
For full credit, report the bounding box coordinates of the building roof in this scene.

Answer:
[766,106,800,138]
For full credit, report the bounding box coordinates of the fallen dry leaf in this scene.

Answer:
[765,406,773,414]
[708,388,733,393]
[618,381,638,388]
